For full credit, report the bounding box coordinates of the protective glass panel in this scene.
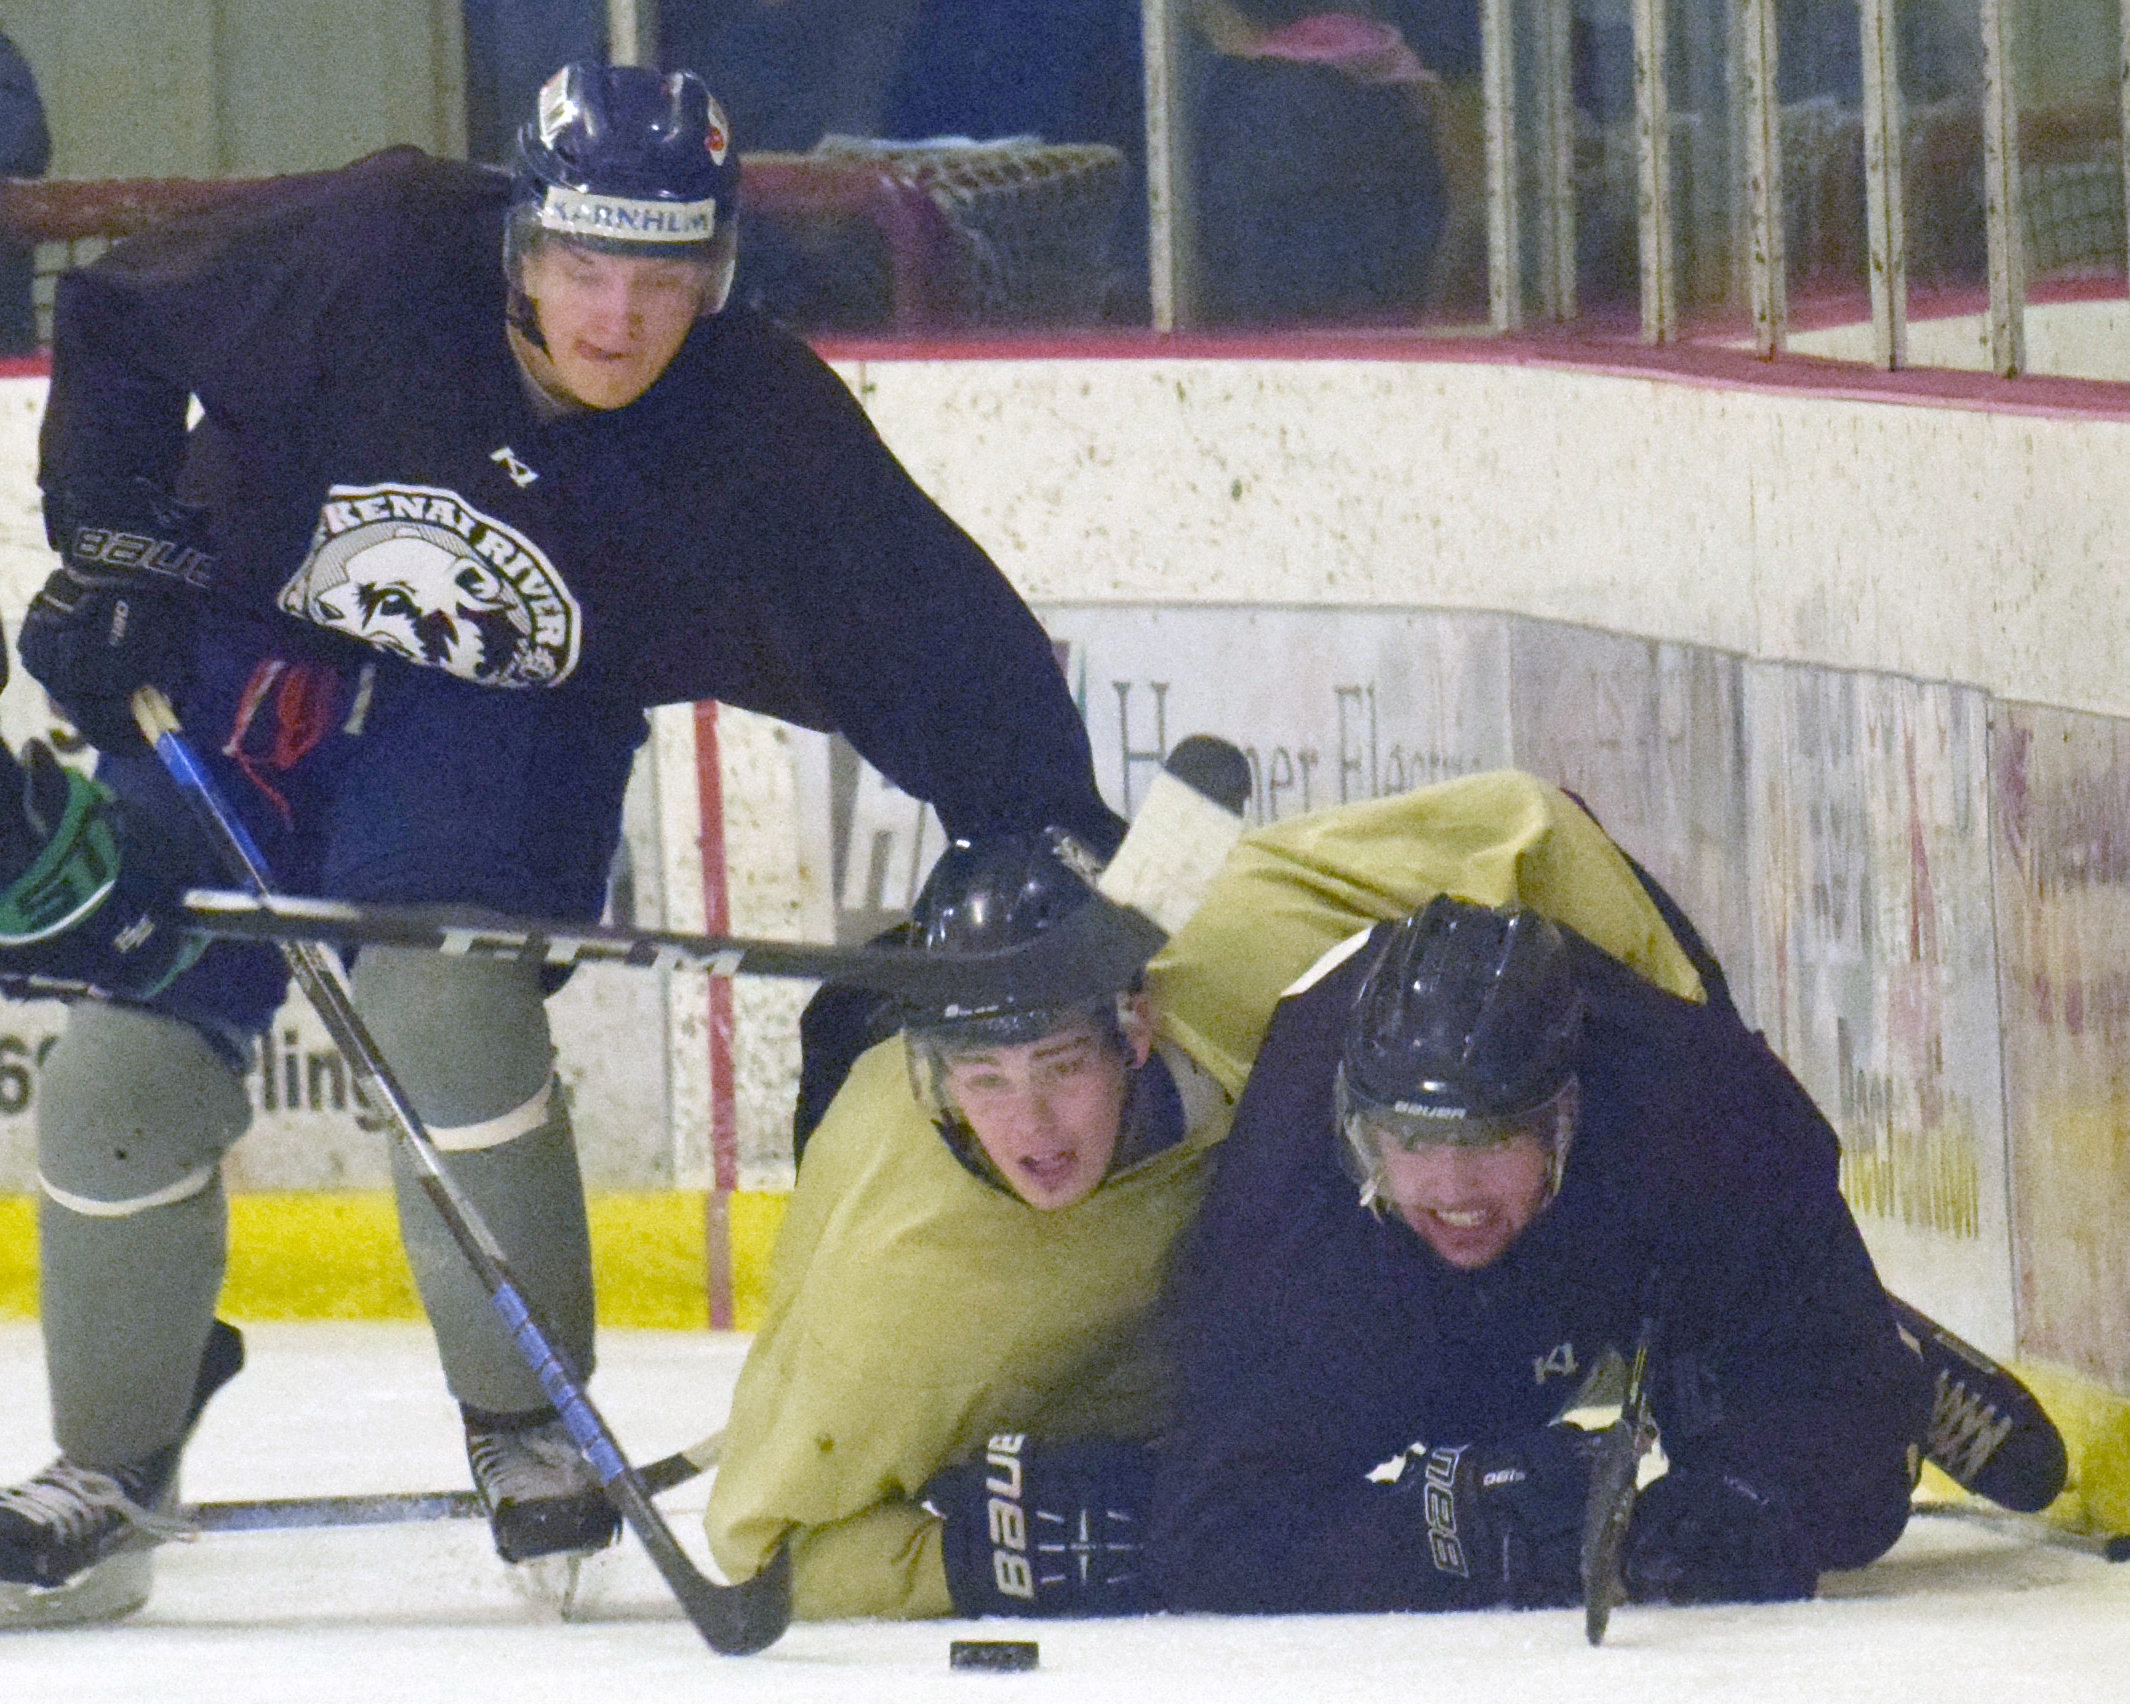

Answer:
[2013,0,2129,379]
[1892,2,1991,354]
[1772,0,1877,341]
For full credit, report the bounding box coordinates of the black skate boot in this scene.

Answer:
[0,1318,244,1628]
[1891,1295,2069,1513]
[463,1405,620,1566]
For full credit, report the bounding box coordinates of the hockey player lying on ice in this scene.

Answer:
[0,59,1120,1630]
[706,768,2078,1620]
[1143,885,2080,1614]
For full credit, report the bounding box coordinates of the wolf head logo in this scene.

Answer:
[311,530,529,679]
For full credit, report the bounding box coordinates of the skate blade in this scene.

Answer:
[0,1547,154,1629]
[506,1550,588,1619]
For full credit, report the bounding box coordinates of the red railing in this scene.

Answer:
[0,154,964,330]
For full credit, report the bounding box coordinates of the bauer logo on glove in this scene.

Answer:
[68,523,214,589]
[920,1434,1156,1618]
[20,478,218,752]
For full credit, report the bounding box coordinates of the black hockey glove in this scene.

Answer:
[0,737,204,1003]
[1623,1468,1816,1605]
[21,479,216,750]
[1384,1423,1599,1609]
[920,1433,1157,1618]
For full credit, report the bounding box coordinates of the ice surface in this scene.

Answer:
[2,1319,2125,1703]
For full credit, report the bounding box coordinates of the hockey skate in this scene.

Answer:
[464,1405,619,1611]
[0,1318,244,1628]
[1892,1296,2069,1514]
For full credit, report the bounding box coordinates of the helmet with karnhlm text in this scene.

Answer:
[505,62,740,311]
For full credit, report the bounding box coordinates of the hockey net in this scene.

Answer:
[801,138,1128,326]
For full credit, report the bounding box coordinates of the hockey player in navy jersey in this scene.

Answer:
[0,62,1118,1627]
[1148,894,1935,1613]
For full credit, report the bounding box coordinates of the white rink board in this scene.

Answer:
[847,350,2130,720]
[3,355,2130,1358]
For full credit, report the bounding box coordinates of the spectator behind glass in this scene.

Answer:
[0,31,49,353]
[1192,0,1480,325]
[662,1,929,151]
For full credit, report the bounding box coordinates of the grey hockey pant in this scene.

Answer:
[34,950,594,1468]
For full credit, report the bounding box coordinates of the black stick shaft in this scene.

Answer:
[182,885,1168,1007]
[184,1440,713,1533]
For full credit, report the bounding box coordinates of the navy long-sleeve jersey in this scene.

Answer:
[38,147,1116,848]
[1150,920,1928,1613]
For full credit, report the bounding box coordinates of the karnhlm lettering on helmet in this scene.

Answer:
[536,186,720,243]
[983,1432,1036,1601]
[1423,1444,1470,1578]
[278,483,581,688]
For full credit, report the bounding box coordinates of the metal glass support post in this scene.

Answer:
[1978,0,2025,376]
[1859,0,1908,369]
[2121,0,2130,290]
[608,0,655,67]
[1538,0,1578,320]
[1144,0,1196,331]
[1631,0,1677,341]
[1736,0,1785,356]
[1482,0,1524,330]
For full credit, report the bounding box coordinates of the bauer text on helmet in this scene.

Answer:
[1338,897,1585,1267]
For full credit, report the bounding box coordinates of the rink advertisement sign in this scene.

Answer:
[794,605,1524,946]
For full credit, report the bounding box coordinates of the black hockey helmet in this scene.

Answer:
[901,828,1152,1051]
[506,63,740,311]
[899,827,1161,1182]
[1335,895,1584,1190]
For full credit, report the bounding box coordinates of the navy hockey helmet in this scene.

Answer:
[1335,895,1584,1194]
[506,63,740,311]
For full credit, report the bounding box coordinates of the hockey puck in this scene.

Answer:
[950,1640,1039,1672]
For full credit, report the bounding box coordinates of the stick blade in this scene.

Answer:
[1098,735,1249,935]
[1580,1415,1639,1645]
[677,1538,793,1656]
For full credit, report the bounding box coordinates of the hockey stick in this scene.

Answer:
[184,1431,722,1535]
[130,689,789,1657]
[1581,1307,1657,1646]
[180,885,1168,1006]
[177,733,1252,998]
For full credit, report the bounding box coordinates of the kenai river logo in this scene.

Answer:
[278,483,581,688]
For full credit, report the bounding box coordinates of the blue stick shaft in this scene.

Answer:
[125,687,789,1653]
